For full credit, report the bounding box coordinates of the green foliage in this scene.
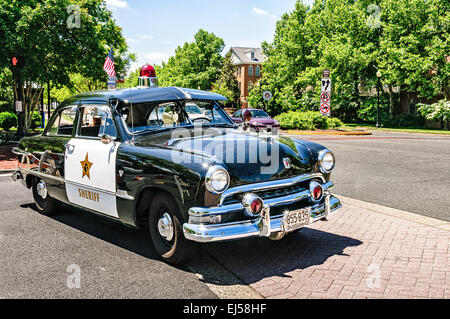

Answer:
[418,100,450,124]
[275,111,343,130]
[157,29,225,91]
[30,111,42,129]
[0,112,18,131]
[257,0,449,122]
[212,52,240,106]
[0,0,134,133]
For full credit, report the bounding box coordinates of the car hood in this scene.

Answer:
[133,128,322,185]
[250,117,277,125]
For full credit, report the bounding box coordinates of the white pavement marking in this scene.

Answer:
[337,194,450,232]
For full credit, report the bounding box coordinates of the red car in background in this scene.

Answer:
[231,109,280,133]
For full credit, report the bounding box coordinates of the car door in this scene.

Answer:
[64,103,121,218]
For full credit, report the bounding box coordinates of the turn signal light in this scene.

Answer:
[250,198,263,214]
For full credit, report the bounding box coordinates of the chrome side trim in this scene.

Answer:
[183,195,341,243]
[17,167,65,183]
[218,173,326,205]
[116,189,135,200]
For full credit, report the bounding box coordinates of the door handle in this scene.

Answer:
[65,143,75,152]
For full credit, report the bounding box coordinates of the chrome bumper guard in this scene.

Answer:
[183,188,342,243]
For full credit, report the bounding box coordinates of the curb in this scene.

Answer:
[0,172,12,182]
[337,194,450,232]
[283,130,372,136]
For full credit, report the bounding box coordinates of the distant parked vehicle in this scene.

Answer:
[232,109,280,133]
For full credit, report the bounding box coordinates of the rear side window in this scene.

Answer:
[47,108,76,136]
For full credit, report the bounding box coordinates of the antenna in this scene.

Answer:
[129,86,135,143]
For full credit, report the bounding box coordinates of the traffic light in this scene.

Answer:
[11,56,25,69]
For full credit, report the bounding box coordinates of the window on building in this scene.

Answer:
[250,51,255,60]
[249,66,253,76]
[255,66,260,77]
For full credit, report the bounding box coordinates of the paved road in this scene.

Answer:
[0,180,219,298]
[284,131,450,222]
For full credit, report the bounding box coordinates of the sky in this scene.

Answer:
[105,0,314,72]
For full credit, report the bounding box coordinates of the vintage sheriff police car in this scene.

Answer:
[11,85,341,264]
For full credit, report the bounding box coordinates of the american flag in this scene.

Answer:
[103,48,116,77]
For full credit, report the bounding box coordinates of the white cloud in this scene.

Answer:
[144,52,170,65]
[105,0,128,8]
[251,7,270,15]
[137,34,154,40]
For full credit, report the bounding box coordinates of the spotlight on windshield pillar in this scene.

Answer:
[138,64,158,88]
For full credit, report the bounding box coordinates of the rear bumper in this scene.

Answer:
[183,193,341,243]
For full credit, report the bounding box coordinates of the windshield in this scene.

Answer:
[121,100,234,133]
[250,110,270,118]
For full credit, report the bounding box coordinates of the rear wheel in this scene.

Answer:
[32,177,59,215]
[148,192,194,265]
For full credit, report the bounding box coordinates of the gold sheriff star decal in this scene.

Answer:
[80,153,93,179]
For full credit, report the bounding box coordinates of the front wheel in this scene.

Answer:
[148,192,194,265]
[32,177,59,215]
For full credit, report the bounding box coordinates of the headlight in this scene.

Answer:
[318,149,335,173]
[205,166,230,194]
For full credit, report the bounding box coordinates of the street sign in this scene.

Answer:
[322,69,330,78]
[15,101,23,112]
[107,76,117,90]
[320,102,330,116]
[321,78,331,93]
[263,90,272,101]
[320,92,331,103]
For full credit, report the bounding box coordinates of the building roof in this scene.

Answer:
[59,86,227,108]
[229,47,266,65]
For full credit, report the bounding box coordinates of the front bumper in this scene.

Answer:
[183,191,341,243]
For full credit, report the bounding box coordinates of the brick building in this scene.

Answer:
[229,47,266,108]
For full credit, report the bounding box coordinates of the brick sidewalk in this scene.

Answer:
[204,203,450,299]
[0,145,17,171]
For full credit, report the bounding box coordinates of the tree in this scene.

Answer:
[158,29,225,91]
[211,52,240,106]
[256,0,449,122]
[378,0,450,101]
[0,0,133,135]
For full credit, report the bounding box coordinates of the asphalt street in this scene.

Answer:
[0,180,221,298]
[284,131,450,222]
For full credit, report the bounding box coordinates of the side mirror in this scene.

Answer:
[101,134,112,144]
[241,109,252,123]
[240,109,252,131]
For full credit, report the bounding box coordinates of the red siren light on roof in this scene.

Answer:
[138,64,158,88]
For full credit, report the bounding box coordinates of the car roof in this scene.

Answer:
[57,86,227,110]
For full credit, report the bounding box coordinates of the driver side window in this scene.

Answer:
[78,105,118,139]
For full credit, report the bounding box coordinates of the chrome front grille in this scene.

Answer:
[221,182,309,205]
[218,173,327,206]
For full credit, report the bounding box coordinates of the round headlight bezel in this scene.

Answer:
[205,165,230,194]
[318,149,335,173]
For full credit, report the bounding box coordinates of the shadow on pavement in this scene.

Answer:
[20,202,161,261]
[195,227,363,285]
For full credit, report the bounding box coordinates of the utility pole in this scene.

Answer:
[11,55,25,138]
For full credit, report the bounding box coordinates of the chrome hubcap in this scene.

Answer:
[36,180,48,199]
[157,212,174,241]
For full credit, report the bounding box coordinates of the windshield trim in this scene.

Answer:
[121,99,236,136]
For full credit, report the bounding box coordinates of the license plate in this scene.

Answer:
[283,207,311,232]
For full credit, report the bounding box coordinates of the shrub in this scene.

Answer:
[30,111,43,129]
[275,111,342,130]
[0,112,18,131]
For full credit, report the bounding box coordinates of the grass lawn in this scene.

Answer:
[344,123,450,135]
